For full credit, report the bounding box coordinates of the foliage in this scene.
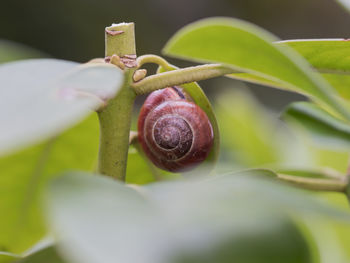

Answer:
[1,13,350,263]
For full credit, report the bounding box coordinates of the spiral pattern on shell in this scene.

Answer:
[138,86,214,172]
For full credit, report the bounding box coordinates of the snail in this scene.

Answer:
[138,86,214,172]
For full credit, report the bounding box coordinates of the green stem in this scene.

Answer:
[131,64,235,95]
[277,173,348,192]
[136,54,173,70]
[97,23,137,180]
[105,23,136,56]
[346,184,350,205]
[345,156,350,204]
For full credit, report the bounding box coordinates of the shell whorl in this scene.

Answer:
[138,87,214,172]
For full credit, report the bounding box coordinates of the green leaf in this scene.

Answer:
[323,74,350,101]
[0,252,20,263]
[278,39,350,101]
[46,172,155,263]
[276,168,345,180]
[0,59,123,156]
[126,144,170,184]
[157,64,220,172]
[163,17,349,120]
[19,246,65,263]
[45,171,350,263]
[127,140,180,184]
[215,90,283,167]
[283,102,350,149]
[172,218,311,263]
[0,114,99,253]
[280,39,350,74]
[346,183,350,206]
[0,40,46,64]
[209,171,350,218]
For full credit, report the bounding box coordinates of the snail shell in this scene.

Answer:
[138,86,214,172]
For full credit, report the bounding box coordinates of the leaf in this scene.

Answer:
[346,181,350,205]
[126,141,179,184]
[46,172,156,263]
[279,39,350,74]
[19,246,65,263]
[0,252,19,263]
[126,144,164,184]
[283,102,350,149]
[163,17,349,120]
[207,171,350,218]
[0,114,100,253]
[0,59,123,156]
[278,39,350,101]
[157,64,220,172]
[322,74,350,101]
[335,0,350,13]
[0,40,46,64]
[45,171,350,263]
[171,217,311,263]
[215,90,283,167]
[276,168,345,180]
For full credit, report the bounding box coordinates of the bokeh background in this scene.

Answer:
[2,0,350,179]
[1,0,350,111]
[2,1,350,262]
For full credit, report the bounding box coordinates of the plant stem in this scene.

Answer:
[132,64,235,95]
[277,173,348,192]
[97,23,137,180]
[345,157,350,204]
[105,23,136,56]
[136,54,173,70]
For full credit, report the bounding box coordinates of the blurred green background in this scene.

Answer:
[2,1,350,261]
[2,0,350,111]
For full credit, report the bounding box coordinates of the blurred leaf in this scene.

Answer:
[157,64,220,172]
[215,90,282,167]
[301,215,349,263]
[310,147,349,174]
[46,172,156,263]
[126,145,163,184]
[0,252,19,263]
[171,218,311,263]
[283,102,350,149]
[0,114,99,253]
[304,192,350,262]
[0,59,123,156]
[45,171,350,263]
[322,74,350,101]
[210,171,350,218]
[163,17,349,120]
[335,0,350,13]
[279,39,350,101]
[0,40,46,64]
[276,168,345,180]
[19,246,65,263]
[346,182,350,205]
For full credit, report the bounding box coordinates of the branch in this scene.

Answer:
[136,54,173,70]
[277,173,348,192]
[131,64,235,95]
[97,22,137,180]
